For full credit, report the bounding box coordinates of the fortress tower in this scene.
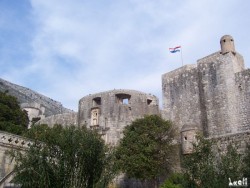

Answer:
[21,102,45,128]
[220,35,236,55]
[197,35,245,137]
[162,35,250,141]
[78,89,159,145]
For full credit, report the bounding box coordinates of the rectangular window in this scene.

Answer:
[115,94,131,105]
[92,97,101,106]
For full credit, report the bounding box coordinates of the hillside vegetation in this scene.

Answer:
[0,91,29,135]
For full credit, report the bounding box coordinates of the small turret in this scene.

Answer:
[181,124,200,154]
[220,35,236,55]
[21,102,45,128]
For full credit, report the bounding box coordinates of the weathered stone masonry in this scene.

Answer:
[162,35,250,153]
[162,65,202,133]
[0,131,33,187]
[78,89,159,145]
[37,112,78,127]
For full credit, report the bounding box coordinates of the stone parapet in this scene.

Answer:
[36,112,78,127]
[0,131,32,149]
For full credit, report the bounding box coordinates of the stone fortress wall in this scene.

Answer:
[37,112,78,127]
[235,69,250,132]
[161,35,250,154]
[211,131,250,154]
[39,89,159,145]
[162,65,202,133]
[21,102,45,128]
[78,89,159,145]
[197,51,245,137]
[33,35,250,152]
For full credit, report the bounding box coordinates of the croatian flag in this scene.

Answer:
[169,46,181,53]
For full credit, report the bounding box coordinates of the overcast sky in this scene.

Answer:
[1,0,250,111]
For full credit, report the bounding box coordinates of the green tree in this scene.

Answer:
[243,144,250,178]
[10,124,114,188]
[0,91,29,134]
[182,136,217,188]
[218,144,244,185]
[182,136,245,188]
[116,115,178,187]
[94,146,119,188]
[160,173,185,188]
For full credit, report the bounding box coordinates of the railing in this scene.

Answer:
[0,131,32,149]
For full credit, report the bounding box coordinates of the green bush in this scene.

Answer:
[182,136,245,188]
[116,115,178,183]
[10,124,116,188]
[160,173,185,188]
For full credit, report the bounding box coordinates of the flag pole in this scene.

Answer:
[180,47,183,66]
[169,46,183,66]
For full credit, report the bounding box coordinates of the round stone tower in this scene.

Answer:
[78,89,159,145]
[21,102,45,128]
[220,35,235,55]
